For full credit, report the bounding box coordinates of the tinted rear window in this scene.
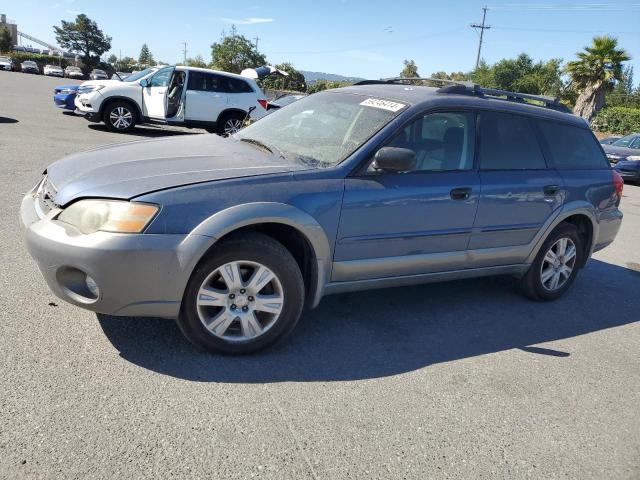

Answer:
[479,111,546,170]
[225,77,253,93]
[537,121,608,169]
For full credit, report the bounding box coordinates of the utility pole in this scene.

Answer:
[181,42,187,63]
[470,6,491,70]
[253,36,260,50]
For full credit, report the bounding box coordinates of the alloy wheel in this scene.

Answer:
[539,237,577,291]
[223,118,244,135]
[109,107,132,130]
[196,260,284,342]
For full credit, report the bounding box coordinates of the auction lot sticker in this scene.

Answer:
[360,98,406,112]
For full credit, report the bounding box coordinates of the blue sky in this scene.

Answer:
[7,0,640,82]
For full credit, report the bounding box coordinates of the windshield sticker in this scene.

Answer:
[359,98,405,112]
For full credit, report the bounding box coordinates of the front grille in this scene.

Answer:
[37,177,58,216]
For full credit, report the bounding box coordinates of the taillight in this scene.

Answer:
[612,169,624,200]
[257,99,268,110]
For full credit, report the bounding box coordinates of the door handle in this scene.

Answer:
[450,187,472,200]
[544,185,560,196]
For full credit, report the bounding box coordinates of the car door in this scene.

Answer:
[469,110,564,267]
[184,71,229,122]
[333,111,480,282]
[142,66,174,119]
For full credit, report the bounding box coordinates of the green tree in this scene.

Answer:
[185,55,207,68]
[138,43,155,66]
[607,66,639,107]
[107,53,117,64]
[53,14,111,67]
[261,63,306,92]
[210,25,266,74]
[0,26,12,53]
[567,35,631,121]
[400,59,419,79]
[307,79,352,94]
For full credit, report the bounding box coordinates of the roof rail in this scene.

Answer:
[353,76,570,114]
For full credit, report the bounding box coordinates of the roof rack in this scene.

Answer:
[353,76,570,114]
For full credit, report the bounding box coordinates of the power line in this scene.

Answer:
[471,6,491,70]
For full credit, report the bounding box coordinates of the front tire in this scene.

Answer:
[103,101,137,133]
[178,233,305,354]
[520,223,584,301]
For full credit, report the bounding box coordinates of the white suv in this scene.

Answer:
[74,66,269,134]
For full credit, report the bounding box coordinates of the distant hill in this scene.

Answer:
[300,70,366,84]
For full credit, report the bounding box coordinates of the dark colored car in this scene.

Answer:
[21,81,623,354]
[605,134,640,182]
[21,61,39,74]
[53,85,80,111]
[599,135,622,145]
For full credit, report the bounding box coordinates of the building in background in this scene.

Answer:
[0,14,18,47]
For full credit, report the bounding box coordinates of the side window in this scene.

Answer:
[536,121,609,169]
[386,112,475,171]
[149,68,173,87]
[478,111,546,170]
[187,71,206,91]
[205,73,225,92]
[225,77,254,93]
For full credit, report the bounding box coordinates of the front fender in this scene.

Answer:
[181,202,332,308]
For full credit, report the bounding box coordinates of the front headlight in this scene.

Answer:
[626,155,640,161]
[57,200,159,234]
[78,85,105,94]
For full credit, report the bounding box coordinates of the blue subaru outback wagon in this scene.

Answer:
[21,79,624,353]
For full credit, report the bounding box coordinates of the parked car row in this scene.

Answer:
[0,58,116,80]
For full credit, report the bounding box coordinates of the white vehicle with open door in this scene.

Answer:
[74,66,269,134]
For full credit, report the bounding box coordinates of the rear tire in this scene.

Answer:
[178,233,305,354]
[520,223,584,301]
[103,101,137,133]
[217,112,245,136]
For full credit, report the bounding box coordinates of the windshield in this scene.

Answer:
[234,92,406,167]
[67,66,80,71]
[0,57,10,62]
[93,70,106,74]
[612,134,640,149]
[124,67,157,82]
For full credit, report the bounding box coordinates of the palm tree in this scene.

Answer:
[567,36,630,121]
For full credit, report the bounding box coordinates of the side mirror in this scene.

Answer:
[140,78,149,87]
[372,147,416,173]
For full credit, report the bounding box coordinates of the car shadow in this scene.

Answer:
[88,124,202,138]
[0,117,19,123]
[97,259,639,383]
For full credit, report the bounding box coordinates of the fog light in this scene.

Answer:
[85,275,99,298]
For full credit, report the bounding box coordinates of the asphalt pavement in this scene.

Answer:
[1,72,639,479]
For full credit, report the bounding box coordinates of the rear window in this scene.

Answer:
[537,121,608,169]
[478,111,546,170]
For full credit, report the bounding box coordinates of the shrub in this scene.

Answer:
[592,107,640,134]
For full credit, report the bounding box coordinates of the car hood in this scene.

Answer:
[602,145,638,157]
[54,84,79,92]
[47,134,309,205]
[79,79,124,88]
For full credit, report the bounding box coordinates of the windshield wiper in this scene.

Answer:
[239,137,273,154]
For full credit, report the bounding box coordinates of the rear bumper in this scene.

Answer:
[21,192,213,318]
[593,208,623,252]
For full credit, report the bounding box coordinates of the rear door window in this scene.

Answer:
[478,111,547,170]
[536,121,609,169]
[225,77,254,93]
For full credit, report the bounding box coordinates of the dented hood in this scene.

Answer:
[47,134,307,205]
